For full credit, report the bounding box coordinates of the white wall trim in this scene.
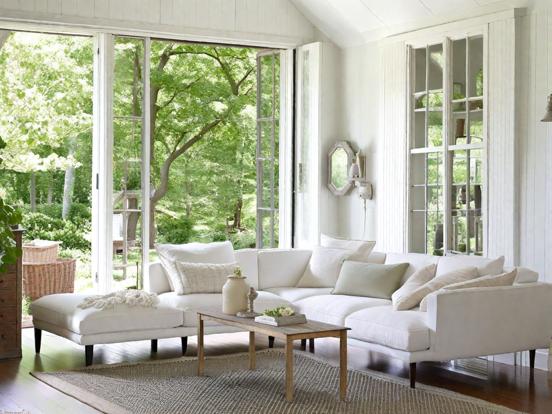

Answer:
[0,6,312,49]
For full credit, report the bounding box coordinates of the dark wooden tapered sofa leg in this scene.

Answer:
[409,363,416,388]
[309,338,315,353]
[300,339,307,350]
[268,336,275,348]
[34,328,42,354]
[181,337,188,355]
[85,345,94,366]
[151,339,158,353]
[529,349,536,369]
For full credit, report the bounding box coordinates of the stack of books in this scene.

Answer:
[254,313,307,326]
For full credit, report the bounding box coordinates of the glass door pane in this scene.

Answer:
[256,51,280,248]
[112,37,145,289]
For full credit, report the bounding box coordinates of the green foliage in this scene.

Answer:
[21,212,90,251]
[0,136,23,274]
[156,214,194,244]
[262,306,295,318]
[0,197,22,273]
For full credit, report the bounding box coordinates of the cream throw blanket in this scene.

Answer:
[78,290,159,310]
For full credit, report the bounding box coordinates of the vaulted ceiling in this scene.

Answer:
[291,0,526,47]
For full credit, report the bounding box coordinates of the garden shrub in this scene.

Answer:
[156,214,194,244]
[21,212,91,251]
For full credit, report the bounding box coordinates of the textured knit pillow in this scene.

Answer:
[320,234,376,262]
[332,261,408,299]
[391,263,436,310]
[395,266,478,311]
[156,241,235,294]
[175,261,237,294]
[296,246,351,288]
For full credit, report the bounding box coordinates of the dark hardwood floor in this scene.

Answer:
[0,328,550,413]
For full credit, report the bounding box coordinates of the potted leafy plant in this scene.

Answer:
[0,136,23,274]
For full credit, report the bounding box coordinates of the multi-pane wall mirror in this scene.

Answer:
[327,140,354,196]
[408,35,485,257]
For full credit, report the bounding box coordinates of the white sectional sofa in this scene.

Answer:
[148,248,552,387]
[31,246,552,387]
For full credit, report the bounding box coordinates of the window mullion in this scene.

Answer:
[443,37,452,255]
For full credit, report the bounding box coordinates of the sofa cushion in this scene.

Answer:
[332,261,408,299]
[296,246,351,288]
[346,306,430,352]
[436,255,504,278]
[264,287,332,302]
[156,241,235,294]
[235,249,259,289]
[257,249,312,289]
[293,294,390,325]
[366,251,386,264]
[31,293,183,335]
[320,234,375,261]
[385,252,440,284]
[158,291,291,327]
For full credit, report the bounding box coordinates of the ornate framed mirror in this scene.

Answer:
[327,140,354,196]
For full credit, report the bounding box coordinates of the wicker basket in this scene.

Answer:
[22,258,76,301]
[22,240,61,264]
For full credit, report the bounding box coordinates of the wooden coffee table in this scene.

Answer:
[197,310,350,402]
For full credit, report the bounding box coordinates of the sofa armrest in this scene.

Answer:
[426,283,552,359]
[147,262,172,294]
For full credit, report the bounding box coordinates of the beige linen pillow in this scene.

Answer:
[391,263,436,310]
[175,261,237,294]
[296,246,351,288]
[320,234,376,262]
[419,269,517,311]
[444,269,517,291]
[395,266,478,311]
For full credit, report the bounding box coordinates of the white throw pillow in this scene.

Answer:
[175,261,237,294]
[396,266,478,311]
[320,234,375,262]
[435,255,504,277]
[391,264,436,310]
[514,267,539,283]
[156,241,235,294]
[296,246,351,288]
[419,269,517,312]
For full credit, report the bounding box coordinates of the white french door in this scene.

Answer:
[294,42,321,248]
[92,34,151,293]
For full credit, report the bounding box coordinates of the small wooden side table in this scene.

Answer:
[197,310,350,402]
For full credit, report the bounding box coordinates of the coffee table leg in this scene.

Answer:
[249,331,256,370]
[285,338,294,402]
[339,331,347,401]
[197,315,204,376]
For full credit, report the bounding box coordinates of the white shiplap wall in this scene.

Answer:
[0,0,314,47]
[519,9,552,283]
[377,40,408,252]
[486,18,519,266]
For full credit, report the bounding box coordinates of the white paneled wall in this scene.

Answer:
[519,9,552,282]
[487,18,518,266]
[0,0,314,46]
[376,40,408,252]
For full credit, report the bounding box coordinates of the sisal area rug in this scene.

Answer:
[32,349,523,414]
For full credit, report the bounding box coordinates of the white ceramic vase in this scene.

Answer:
[222,276,249,315]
